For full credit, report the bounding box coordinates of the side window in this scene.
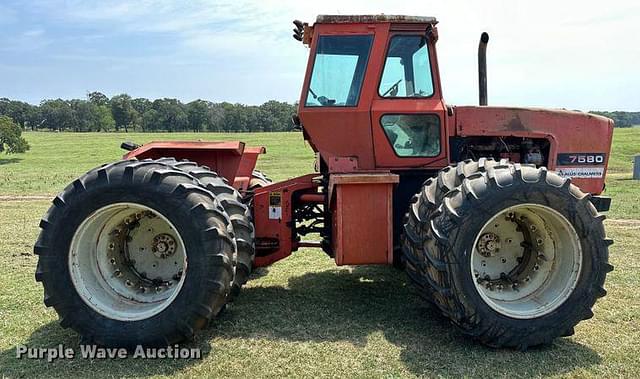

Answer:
[305,35,373,107]
[381,114,440,157]
[379,36,434,98]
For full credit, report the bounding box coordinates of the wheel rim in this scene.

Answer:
[69,203,187,321]
[470,203,582,319]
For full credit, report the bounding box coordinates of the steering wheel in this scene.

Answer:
[309,87,335,106]
[381,79,403,97]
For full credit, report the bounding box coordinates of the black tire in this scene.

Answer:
[402,158,508,299]
[404,162,613,349]
[34,159,234,347]
[155,158,255,299]
[243,170,273,207]
[248,170,272,191]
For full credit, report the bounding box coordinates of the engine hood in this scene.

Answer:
[451,105,614,194]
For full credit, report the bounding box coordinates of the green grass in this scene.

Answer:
[0,132,315,196]
[1,129,639,218]
[601,128,640,219]
[0,130,639,378]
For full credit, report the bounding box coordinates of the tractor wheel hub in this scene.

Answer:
[69,203,187,321]
[477,232,500,257]
[152,233,176,258]
[471,203,582,319]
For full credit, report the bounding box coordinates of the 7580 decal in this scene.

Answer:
[557,153,606,166]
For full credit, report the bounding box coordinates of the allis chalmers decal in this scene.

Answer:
[556,153,606,178]
[556,167,604,179]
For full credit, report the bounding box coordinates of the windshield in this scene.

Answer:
[379,35,434,98]
[305,35,373,107]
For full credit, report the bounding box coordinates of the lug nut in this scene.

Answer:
[125,280,132,287]
[110,258,116,265]
[114,270,122,277]
[530,225,537,232]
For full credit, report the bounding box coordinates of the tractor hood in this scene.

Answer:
[452,106,614,194]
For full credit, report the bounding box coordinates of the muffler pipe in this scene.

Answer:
[478,32,489,106]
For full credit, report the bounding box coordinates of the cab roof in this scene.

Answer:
[315,15,438,25]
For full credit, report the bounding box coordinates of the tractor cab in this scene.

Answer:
[296,15,449,172]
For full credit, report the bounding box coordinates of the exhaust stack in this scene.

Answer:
[478,32,489,106]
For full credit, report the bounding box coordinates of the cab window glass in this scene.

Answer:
[381,114,440,157]
[379,36,434,98]
[305,35,373,107]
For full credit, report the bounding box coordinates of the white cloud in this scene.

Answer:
[7,0,640,108]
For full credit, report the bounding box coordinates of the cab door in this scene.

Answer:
[370,32,449,168]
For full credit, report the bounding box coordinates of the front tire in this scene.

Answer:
[35,159,235,347]
[404,162,613,348]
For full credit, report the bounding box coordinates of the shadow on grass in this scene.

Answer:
[0,266,600,378]
[0,321,210,378]
[214,266,601,377]
[0,157,22,165]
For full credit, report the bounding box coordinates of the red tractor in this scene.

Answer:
[35,15,613,349]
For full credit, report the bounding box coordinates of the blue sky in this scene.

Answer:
[1,0,639,110]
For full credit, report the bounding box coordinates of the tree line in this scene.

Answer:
[589,111,640,128]
[0,92,297,133]
[0,94,638,132]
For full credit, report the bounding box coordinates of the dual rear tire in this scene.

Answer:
[35,159,254,347]
[403,160,613,349]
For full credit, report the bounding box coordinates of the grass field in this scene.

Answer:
[0,130,639,378]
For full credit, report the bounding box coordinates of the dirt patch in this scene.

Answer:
[605,219,640,228]
[0,195,52,202]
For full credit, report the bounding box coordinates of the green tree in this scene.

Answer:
[88,91,110,107]
[40,99,75,131]
[132,98,151,130]
[142,109,159,131]
[0,99,35,129]
[260,100,296,131]
[187,100,210,132]
[152,98,188,132]
[0,116,30,153]
[110,94,138,132]
[70,99,95,131]
[206,103,226,131]
[95,105,116,131]
[26,106,43,131]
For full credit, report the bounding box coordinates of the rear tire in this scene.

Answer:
[248,170,272,191]
[403,162,613,348]
[155,158,255,299]
[403,158,508,300]
[35,159,235,347]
